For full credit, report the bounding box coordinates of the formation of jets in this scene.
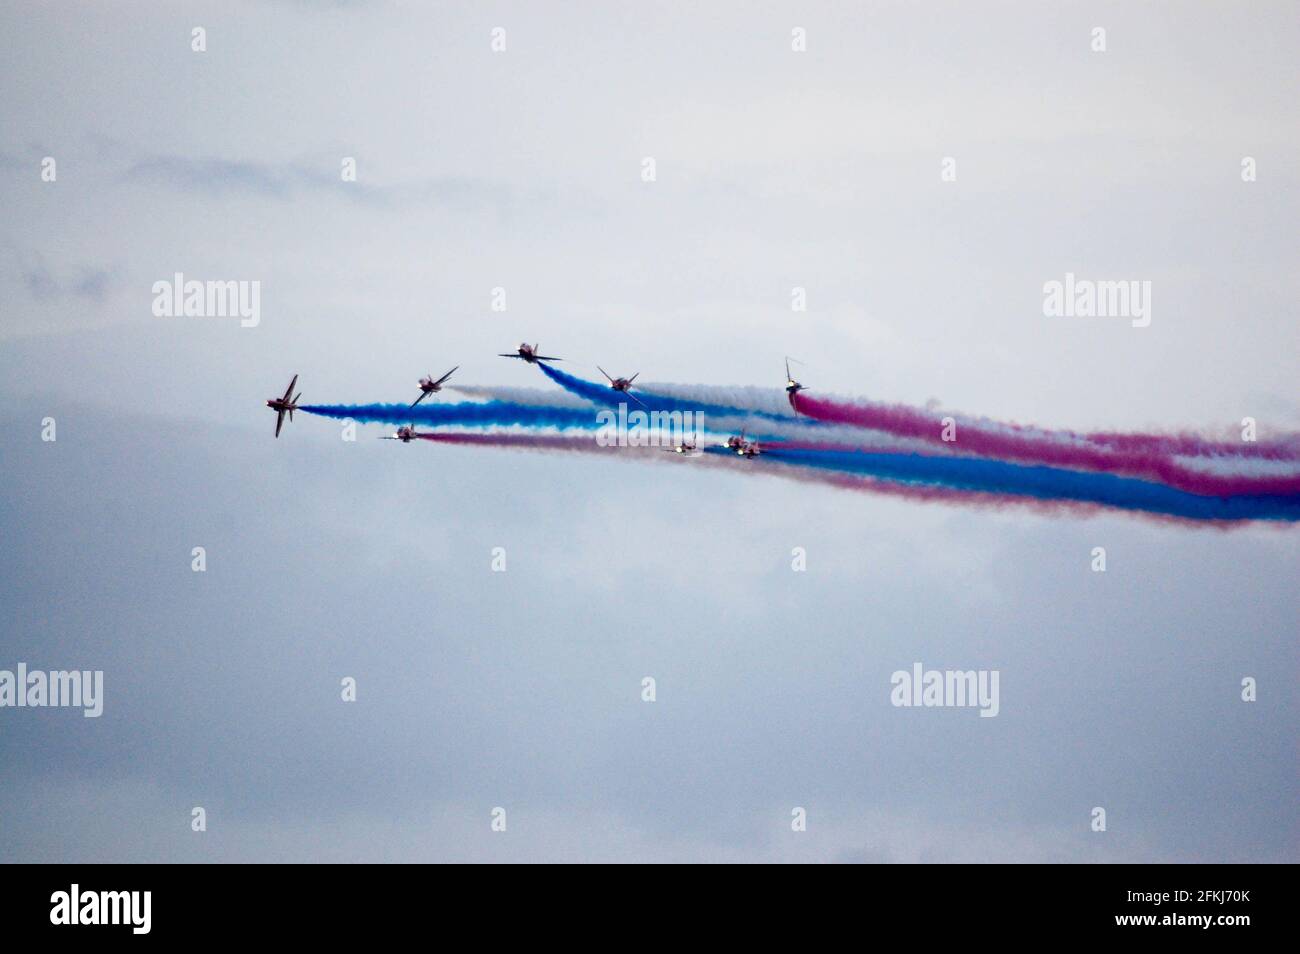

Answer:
[726,431,762,458]
[267,348,804,453]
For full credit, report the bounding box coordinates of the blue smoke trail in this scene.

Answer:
[301,400,604,430]
[299,399,1300,520]
[539,363,811,426]
[303,397,792,445]
[760,447,1300,522]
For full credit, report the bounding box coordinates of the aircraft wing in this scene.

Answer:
[498,353,524,359]
[534,355,561,361]
[434,366,458,386]
[411,391,429,408]
[281,374,298,403]
[275,409,286,438]
[625,392,647,409]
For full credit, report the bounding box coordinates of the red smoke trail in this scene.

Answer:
[1080,430,1300,461]
[413,431,1106,517]
[416,432,613,453]
[789,394,1300,497]
[419,431,1268,526]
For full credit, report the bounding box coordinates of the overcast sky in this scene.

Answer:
[1,1,1296,862]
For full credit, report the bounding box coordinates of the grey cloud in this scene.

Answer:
[124,155,296,198]
[18,256,119,304]
[120,152,517,210]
